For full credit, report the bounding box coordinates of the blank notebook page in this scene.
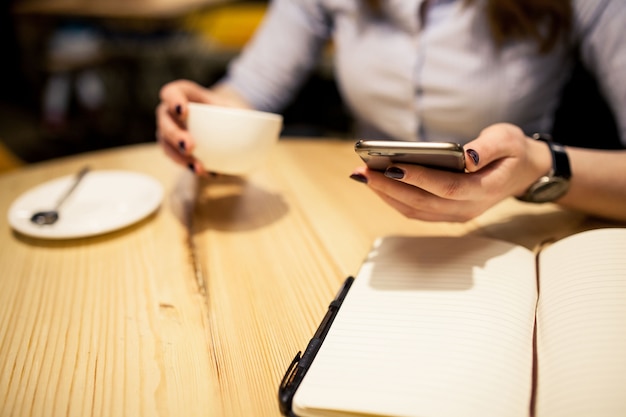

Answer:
[535,228,626,417]
[293,236,538,417]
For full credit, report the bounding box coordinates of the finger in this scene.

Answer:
[463,124,526,173]
[382,164,475,201]
[156,102,195,155]
[351,166,447,204]
[351,167,480,221]
[159,80,219,119]
[192,161,214,178]
[157,129,216,177]
[363,169,455,210]
[157,129,195,168]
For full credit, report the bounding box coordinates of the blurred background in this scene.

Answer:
[1,0,621,173]
[0,0,354,170]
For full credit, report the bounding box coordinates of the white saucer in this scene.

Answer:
[8,170,164,239]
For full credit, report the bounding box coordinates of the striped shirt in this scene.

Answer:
[224,0,626,146]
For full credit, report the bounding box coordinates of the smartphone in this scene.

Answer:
[354,140,466,172]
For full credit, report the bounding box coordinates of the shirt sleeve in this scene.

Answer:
[574,0,626,147]
[220,0,332,112]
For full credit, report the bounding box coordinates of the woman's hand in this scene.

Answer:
[155,79,251,174]
[350,123,552,222]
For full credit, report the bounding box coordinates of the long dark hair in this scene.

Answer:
[364,0,572,53]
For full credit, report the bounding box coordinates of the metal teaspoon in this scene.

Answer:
[30,165,91,226]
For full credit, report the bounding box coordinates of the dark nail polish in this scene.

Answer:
[178,140,186,153]
[187,162,195,174]
[466,149,479,165]
[384,167,405,179]
[175,104,182,115]
[349,173,368,184]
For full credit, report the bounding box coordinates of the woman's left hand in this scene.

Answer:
[350,123,552,222]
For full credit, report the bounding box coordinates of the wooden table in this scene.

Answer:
[0,139,619,417]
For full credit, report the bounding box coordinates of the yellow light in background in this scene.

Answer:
[0,140,24,173]
[184,3,267,50]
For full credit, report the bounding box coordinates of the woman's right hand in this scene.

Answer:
[155,79,250,174]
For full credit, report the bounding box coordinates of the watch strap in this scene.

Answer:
[533,133,571,179]
[516,133,572,203]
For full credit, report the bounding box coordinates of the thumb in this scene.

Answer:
[193,88,226,105]
[160,79,215,119]
[179,83,228,111]
[463,124,526,173]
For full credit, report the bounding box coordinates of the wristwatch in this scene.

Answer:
[517,133,571,203]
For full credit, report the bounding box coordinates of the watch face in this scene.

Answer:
[527,177,570,203]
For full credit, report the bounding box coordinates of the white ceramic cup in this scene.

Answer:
[187,102,283,175]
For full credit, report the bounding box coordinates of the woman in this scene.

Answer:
[156,0,626,222]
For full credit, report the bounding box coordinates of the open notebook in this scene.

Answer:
[279,228,626,417]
